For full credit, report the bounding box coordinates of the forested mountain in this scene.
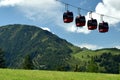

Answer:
[0,24,120,74]
[0,24,80,69]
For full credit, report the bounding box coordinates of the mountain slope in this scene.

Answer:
[73,48,120,62]
[0,24,80,69]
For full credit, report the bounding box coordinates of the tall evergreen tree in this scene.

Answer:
[23,54,34,69]
[0,48,5,68]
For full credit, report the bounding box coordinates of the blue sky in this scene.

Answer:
[0,0,120,50]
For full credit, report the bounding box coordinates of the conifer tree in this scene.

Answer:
[23,54,34,69]
[0,48,5,68]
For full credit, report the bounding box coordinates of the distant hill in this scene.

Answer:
[0,24,80,69]
[73,48,120,62]
[72,48,120,73]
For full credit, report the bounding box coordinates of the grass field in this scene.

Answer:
[0,69,120,80]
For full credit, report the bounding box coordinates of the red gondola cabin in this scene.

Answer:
[99,21,109,33]
[75,15,86,27]
[63,11,74,23]
[87,19,97,30]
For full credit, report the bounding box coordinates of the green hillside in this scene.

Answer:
[0,24,80,69]
[73,48,120,61]
[72,48,120,73]
[0,69,120,80]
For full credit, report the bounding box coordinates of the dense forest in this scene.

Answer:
[0,24,120,74]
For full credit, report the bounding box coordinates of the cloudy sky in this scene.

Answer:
[0,0,120,50]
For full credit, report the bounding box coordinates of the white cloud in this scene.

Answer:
[0,0,63,25]
[77,43,103,50]
[66,25,77,33]
[114,46,120,49]
[0,0,23,7]
[65,24,91,34]
[17,0,63,24]
[94,0,120,25]
[76,26,91,34]
[41,27,51,32]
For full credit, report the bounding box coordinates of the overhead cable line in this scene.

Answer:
[56,0,120,20]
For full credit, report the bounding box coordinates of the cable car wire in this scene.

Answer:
[56,0,120,20]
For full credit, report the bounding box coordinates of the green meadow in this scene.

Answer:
[0,69,120,80]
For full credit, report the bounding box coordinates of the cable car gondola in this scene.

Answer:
[99,21,109,33]
[63,10,74,23]
[87,18,97,30]
[75,15,86,27]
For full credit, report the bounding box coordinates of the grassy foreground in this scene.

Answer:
[0,69,120,80]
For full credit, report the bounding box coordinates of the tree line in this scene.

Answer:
[74,52,120,74]
[0,48,120,74]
